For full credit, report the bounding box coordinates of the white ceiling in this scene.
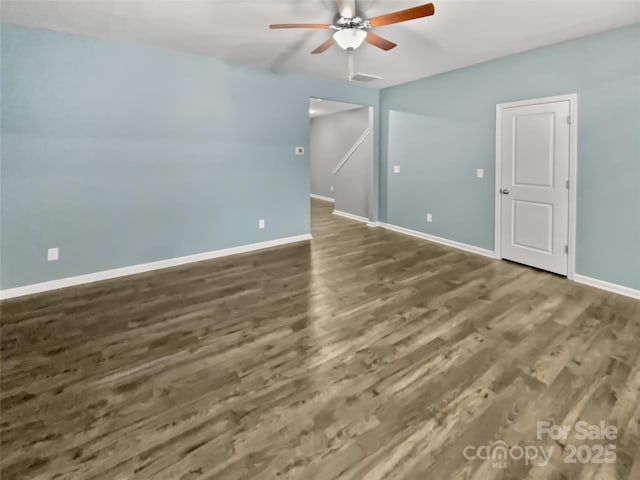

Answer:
[309,98,365,117]
[2,1,639,88]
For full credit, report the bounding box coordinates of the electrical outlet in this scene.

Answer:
[476,168,484,178]
[426,213,433,223]
[48,247,59,261]
[295,146,304,155]
[258,219,265,229]
[330,185,334,192]
[393,165,400,174]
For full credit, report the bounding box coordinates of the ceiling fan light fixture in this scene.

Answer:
[333,28,367,50]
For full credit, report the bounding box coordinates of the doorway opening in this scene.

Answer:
[309,97,374,225]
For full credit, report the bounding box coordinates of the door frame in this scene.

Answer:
[494,93,578,279]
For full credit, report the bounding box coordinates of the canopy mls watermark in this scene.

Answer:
[462,420,618,469]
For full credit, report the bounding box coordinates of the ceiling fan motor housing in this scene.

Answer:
[336,16,366,28]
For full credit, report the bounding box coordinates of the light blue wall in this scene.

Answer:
[0,24,378,289]
[380,24,640,290]
[2,23,638,292]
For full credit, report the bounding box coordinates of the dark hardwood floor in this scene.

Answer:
[1,199,639,480]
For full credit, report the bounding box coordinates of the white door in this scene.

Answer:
[500,100,571,275]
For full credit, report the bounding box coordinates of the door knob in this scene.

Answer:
[501,189,510,195]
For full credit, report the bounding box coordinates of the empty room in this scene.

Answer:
[1,1,639,479]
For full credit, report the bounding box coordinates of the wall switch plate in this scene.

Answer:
[426,213,433,223]
[330,185,334,192]
[476,168,484,178]
[48,247,59,261]
[393,165,400,173]
[295,147,304,155]
[258,219,265,229]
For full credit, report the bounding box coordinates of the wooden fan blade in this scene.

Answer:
[311,38,335,54]
[336,0,356,18]
[365,32,397,51]
[269,23,330,29]
[368,3,435,27]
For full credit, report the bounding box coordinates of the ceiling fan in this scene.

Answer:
[269,0,435,54]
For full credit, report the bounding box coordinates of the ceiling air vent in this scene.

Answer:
[349,73,383,83]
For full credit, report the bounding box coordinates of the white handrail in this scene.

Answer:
[332,128,370,175]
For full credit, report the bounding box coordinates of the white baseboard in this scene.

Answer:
[379,222,497,259]
[366,221,381,228]
[333,210,369,223]
[574,274,640,300]
[0,234,313,300]
[380,221,639,299]
[310,194,335,203]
